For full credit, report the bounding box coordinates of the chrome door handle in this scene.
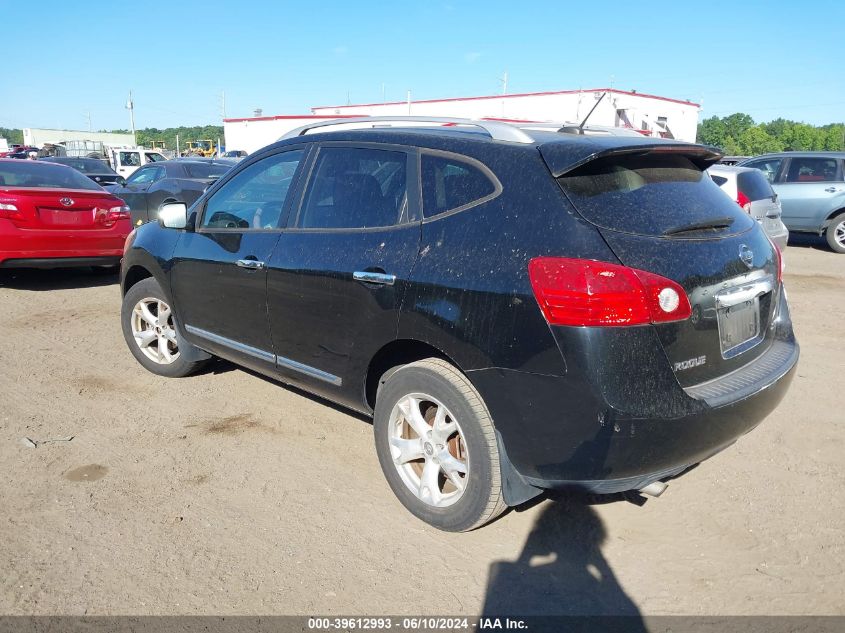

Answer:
[824,187,838,193]
[353,270,396,285]
[236,259,265,270]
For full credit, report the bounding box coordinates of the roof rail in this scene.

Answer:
[278,116,535,144]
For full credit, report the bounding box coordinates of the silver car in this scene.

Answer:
[738,152,845,253]
[708,164,789,251]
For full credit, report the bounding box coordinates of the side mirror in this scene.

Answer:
[116,176,127,186]
[158,202,188,229]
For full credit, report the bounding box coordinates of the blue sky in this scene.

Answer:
[2,0,843,131]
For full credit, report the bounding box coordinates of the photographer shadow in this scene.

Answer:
[481,494,645,630]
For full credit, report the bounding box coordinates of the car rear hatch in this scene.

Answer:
[738,169,784,235]
[541,143,783,388]
[2,188,125,230]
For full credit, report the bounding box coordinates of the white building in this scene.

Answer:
[224,87,701,154]
[23,128,135,148]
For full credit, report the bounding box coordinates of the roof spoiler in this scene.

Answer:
[541,142,724,178]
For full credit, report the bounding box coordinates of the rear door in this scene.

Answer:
[169,147,307,372]
[548,148,780,388]
[737,169,783,231]
[266,143,421,407]
[774,156,845,231]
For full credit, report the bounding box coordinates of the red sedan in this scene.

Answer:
[0,159,132,269]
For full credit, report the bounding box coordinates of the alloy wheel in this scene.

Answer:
[387,393,469,508]
[130,297,180,364]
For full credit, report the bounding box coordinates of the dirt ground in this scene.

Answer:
[1,234,843,617]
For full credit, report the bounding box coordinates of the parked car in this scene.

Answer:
[4,146,39,160]
[106,159,233,226]
[119,118,798,531]
[716,156,749,166]
[0,159,131,269]
[40,156,123,187]
[739,152,845,253]
[0,144,37,158]
[708,164,789,250]
[221,150,248,159]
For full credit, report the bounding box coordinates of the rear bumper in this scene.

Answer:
[468,296,798,497]
[0,219,129,266]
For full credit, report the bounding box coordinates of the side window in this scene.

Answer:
[785,157,839,183]
[201,149,304,230]
[126,166,163,185]
[298,147,407,229]
[146,153,166,163]
[120,152,140,167]
[744,158,781,184]
[421,154,497,217]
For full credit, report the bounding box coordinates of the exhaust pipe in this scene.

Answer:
[639,481,668,498]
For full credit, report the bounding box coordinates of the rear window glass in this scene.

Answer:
[557,154,754,236]
[0,161,102,190]
[785,157,839,183]
[184,163,231,179]
[421,155,497,217]
[53,158,115,174]
[737,171,774,202]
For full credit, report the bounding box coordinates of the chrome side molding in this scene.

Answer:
[184,325,342,386]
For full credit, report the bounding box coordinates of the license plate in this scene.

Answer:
[38,208,94,227]
[717,298,760,355]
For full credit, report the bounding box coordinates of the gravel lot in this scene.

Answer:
[1,234,843,617]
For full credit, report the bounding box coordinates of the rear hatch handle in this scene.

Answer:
[715,278,774,309]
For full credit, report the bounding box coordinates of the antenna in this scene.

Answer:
[577,91,607,133]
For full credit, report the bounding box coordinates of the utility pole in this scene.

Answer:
[85,111,92,132]
[407,90,412,115]
[500,70,508,95]
[126,90,136,146]
[220,91,226,120]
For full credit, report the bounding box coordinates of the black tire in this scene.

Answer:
[121,277,209,378]
[373,358,507,532]
[825,214,845,253]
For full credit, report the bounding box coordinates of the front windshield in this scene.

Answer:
[0,161,103,190]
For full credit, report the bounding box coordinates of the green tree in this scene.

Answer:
[737,126,783,155]
[0,127,24,145]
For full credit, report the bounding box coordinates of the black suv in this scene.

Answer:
[120,118,798,531]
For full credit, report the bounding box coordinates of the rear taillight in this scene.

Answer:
[528,257,692,327]
[769,238,784,283]
[0,200,22,220]
[97,205,131,226]
[737,191,752,213]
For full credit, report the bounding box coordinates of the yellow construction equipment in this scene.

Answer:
[183,140,216,157]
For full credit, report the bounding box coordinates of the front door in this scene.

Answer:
[267,144,421,408]
[169,148,307,372]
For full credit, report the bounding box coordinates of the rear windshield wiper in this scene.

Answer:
[663,216,735,236]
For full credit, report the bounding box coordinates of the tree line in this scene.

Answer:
[0,125,223,151]
[696,113,845,155]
